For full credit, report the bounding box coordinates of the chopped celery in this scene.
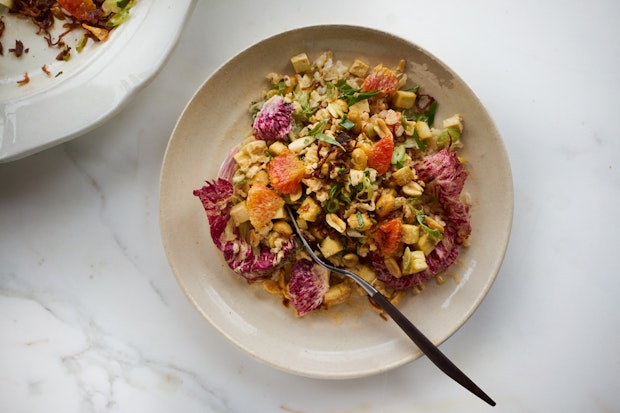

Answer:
[391,145,406,168]
[75,35,88,53]
[105,1,135,28]
[356,211,364,229]
[326,198,340,213]
[273,81,286,95]
[416,214,443,240]
[437,127,461,148]
[339,115,355,131]
[102,0,121,13]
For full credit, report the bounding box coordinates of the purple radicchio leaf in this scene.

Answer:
[193,178,234,251]
[218,144,240,181]
[288,258,330,317]
[252,95,294,141]
[415,148,472,244]
[374,149,470,290]
[193,179,296,280]
[371,226,459,290]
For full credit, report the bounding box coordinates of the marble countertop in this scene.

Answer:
[1,1,619,412]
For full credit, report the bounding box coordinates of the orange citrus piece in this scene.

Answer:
[374,218,402,257]
[57,0,99,21]
[246,184,285,230]
[361,64,399,95]
[268,150,306,194]
[367,135,394,175]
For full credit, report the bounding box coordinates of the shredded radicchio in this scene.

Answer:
[288,258,330,316]
[415,148,472,244]
[373,149,471,290]
[193,179,296,280]
[371,226,459,290]
[252,95,294,141]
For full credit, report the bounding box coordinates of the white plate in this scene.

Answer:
[160,25,513,379]
[0,1,196,162]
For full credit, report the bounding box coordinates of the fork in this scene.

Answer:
[287,206,496,406]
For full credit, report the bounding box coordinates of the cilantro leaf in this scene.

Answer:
[316,133,345,151]
[416,214,443,239]
[336,79,380,105]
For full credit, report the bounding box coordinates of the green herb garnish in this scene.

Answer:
[403,99,438,126]
[425,101,438,126]
[336,79,380,106]
[316,133,345,150]
[339,115,355,131]
[309,119,344,150]
[416,214,443,239]
[326,81,337,100]
[309,119,328,135]
[413,129,426,152]
[274,81,286,95]
[356,211,364,229]
[329,183,340,199]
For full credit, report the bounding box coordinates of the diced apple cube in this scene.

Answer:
[349,59,369,77]
[319,236,343,258]
[297,197,321,222]
[291,53,311,73]
[393,90,417,109]
[230,201,250,226]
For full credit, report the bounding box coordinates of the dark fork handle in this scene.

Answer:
[286,206,495,406]
[371,292,496,406]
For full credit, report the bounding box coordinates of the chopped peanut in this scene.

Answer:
[392,166,415,186]
[376,191,396,217]
[349,59,369,77]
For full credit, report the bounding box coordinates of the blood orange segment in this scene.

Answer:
[367,135,394,175]
[374,218,402,257]
[361,64,398,95]
[268,150,306,194]
[57,0,99,21]
[246,184,285,230]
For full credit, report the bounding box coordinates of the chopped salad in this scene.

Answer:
[194,51,472,317]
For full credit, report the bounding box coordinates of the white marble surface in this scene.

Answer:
[1,1,619,411]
